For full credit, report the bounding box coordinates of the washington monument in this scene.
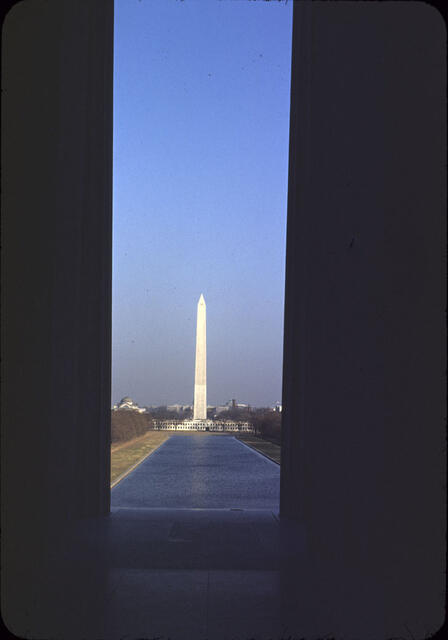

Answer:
[193,294,207,420]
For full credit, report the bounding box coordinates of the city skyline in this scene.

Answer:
[112,0,293,407]
[113,398,280,410]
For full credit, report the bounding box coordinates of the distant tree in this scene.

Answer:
[146,406,180,420]
[220,406,252,422]
[251,409,281,444]
[111,410,153,443]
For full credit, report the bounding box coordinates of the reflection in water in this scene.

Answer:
[111,433,280,510]
[190,436,208,499]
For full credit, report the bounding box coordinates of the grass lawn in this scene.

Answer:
[236,434,281,464]
[111,431,171,486]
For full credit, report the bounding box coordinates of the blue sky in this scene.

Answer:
[112,0,293,407]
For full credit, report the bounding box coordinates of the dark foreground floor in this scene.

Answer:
[111,434,280,510]
[19,507,417,640]
[27,507,314,640]
[13,435,428,640]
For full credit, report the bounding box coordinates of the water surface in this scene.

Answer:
[111,434,280,510]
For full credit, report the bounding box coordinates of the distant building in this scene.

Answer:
[113,397,146,414]
[223,399,249,410]
[272,402,282,412]
[166,404,193,414]
[153,418,254,433]
[215,405,229,415]
[167,404,183,413]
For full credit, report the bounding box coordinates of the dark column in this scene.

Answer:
[280,2,445,637]
[1,0,113,633]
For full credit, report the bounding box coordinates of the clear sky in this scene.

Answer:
[112,0,293,408]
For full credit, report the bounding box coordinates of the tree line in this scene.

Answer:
[111,410,153,443]
[111,406,281,445]
[221,407,282,444]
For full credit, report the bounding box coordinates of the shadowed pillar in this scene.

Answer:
[193,294,207,420]
[280,2,445,637]
[1,0,113,634]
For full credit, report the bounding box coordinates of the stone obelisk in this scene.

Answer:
[193,294,207,420]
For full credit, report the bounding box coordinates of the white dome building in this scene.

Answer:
[113,397,146,414]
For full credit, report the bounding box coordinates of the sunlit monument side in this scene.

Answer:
[193,294,207,420]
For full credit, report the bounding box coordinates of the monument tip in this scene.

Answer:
[199,293,205,304]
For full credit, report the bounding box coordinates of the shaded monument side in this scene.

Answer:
[193,294,207,420]
[280,1,446,637]
[1,0,113,634]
